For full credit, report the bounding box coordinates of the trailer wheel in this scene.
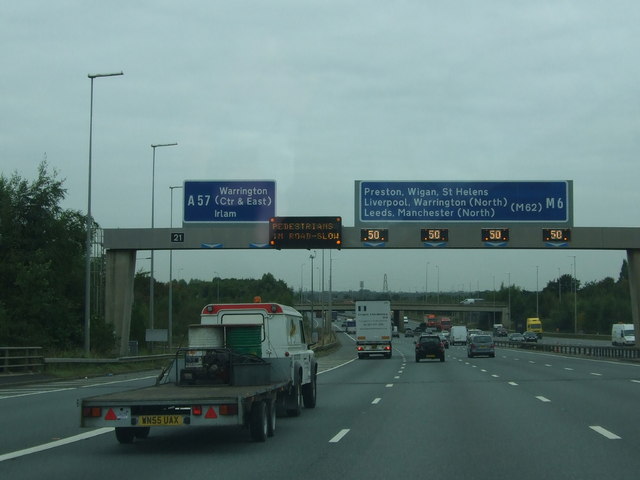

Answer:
[115,427,135,444]
[134,427,150,439]
[266,399,276,437]
[250,401,268,442]
[302,368,317,409]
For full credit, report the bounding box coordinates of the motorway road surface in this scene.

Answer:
[1,333,639,479]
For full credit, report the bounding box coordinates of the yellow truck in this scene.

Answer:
[526,317,543,339]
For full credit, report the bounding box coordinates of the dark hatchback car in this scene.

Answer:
[415,334,445,362]
[523,331,538,342]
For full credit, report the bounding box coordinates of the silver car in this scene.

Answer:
[467,334,495,358]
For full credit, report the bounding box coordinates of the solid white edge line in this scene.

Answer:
[589,426,621,440]
[81,375,158,388]
[0,387,75,400]
[329,429,350,443]
[318,358,357,375]
[0,428,114,462]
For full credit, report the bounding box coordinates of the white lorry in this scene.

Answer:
[611,323,635,346]
[450,325,468,346]
[80,302,317,444]
[355,300,392,359]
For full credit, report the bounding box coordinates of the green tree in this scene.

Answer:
[0,162,86,349]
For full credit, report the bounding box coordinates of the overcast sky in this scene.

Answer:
[2,1,639,296]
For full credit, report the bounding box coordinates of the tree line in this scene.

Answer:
[0,164,632,353]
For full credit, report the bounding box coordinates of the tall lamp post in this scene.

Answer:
[309,251,316,333]
[150,142,177,331]
[569,255,577,333]
[168,185,182,349]
[425,261,430,303]
[84,71,123,356]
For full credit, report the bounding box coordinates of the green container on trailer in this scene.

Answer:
[226,326,262,357]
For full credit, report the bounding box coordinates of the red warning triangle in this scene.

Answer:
[105,408,117,421]
[205,407,218,419]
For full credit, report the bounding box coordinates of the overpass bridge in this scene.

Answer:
[293,301,510,327]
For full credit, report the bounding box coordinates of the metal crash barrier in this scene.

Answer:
[495,340,640,360]
[0,347,45,374]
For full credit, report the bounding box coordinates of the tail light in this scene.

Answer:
[357,346,364,351]
[384,345,391,351]
[192,405,203,416]
[82,407,102,418]
[219,404,238,415]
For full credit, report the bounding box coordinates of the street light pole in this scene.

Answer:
[168,185,182,349]
[84,71,123,356]
[309,251,316,336]
[425,261,430,303]
[150,142,177,331]
[536,265,540,318]
[506,272,511,329]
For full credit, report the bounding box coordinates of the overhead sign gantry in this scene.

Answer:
[101,178,640,356]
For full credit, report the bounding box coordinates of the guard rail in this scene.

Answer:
[0,346,45,373]
[495,340,640,360]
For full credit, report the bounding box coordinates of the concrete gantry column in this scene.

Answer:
[105,249,136,356]
[626,249,640,334]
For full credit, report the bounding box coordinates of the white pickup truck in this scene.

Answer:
[80,302,317,444]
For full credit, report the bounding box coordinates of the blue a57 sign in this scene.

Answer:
[357,181,572,224]
[183,180,276,223]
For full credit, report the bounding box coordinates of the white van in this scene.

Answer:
[450,325,468,346]
[611,323,635,346]
[460,298,484,305]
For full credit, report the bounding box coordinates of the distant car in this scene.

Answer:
[467,328,483,342]
[508,333,525,342]
[403,316,409,324]
[523,331,538,343]
[495,327,508,337]
[392,328,399,338]
[438,332,449,349]
[467,334,495,358]
[405,329,414,337]
[415,334,445,362]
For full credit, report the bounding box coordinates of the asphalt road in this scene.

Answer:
[1,334,639,479]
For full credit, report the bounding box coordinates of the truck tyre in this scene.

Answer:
[415,356,420,363]
[302,369,317,409]
[440,356,445,362]
[134,427,150,439]
[250,401,268,442]
[115,427,136,444]
[266,399,276,437]
[286,372,302,417]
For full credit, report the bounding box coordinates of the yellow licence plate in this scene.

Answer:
[138,415,184,426]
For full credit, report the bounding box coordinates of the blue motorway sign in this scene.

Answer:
[183,180,275,223]
[357,181,571,224]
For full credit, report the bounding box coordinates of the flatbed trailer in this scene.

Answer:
[81,379,290,443]
[80,348,310,444]
[80,302,317,445]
